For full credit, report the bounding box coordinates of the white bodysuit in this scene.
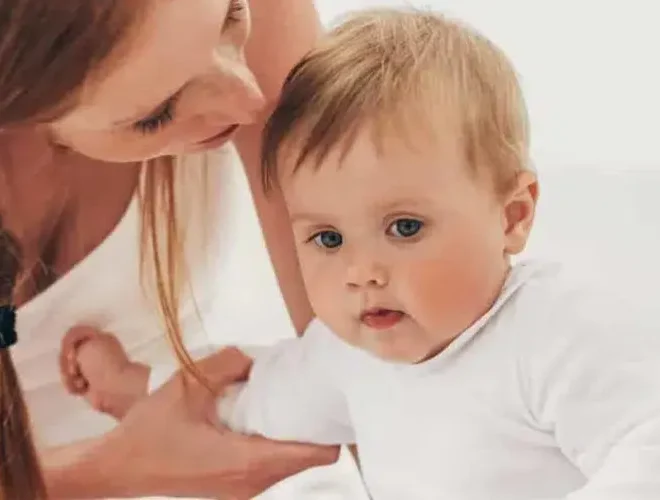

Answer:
[195,261,660,500]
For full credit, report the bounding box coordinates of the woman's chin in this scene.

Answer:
[188,125,241,153]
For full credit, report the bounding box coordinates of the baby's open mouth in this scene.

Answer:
[360,308,405,330]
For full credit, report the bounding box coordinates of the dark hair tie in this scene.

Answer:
[0,305,17,349]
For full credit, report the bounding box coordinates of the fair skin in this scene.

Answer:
[283,125,538,363]
[59,120,538,427]
[8,0,312,327]
[3,0,329,498]
[60,327,149,419]
[50,0,312,330]
[51,0,265,161]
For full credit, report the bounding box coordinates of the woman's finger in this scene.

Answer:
[191,346,254,391]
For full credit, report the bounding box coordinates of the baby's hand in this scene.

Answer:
[60,326,148,419]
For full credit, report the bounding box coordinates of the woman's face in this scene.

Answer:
[49,0,265,162]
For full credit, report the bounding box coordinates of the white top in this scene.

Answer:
[13,145,369,499]
[216,261,660,500]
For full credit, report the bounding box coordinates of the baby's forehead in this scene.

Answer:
[278,117,466,180]
[280,131,476,209]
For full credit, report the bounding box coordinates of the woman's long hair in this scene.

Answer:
[0,223,46,499]
[1,1,201,496]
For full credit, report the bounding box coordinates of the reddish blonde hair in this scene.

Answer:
[0,2,202,497]
[262,8,530,194]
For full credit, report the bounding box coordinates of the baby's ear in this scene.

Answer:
[501,171,539,255]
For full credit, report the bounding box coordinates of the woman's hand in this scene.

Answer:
[89,348,340,499]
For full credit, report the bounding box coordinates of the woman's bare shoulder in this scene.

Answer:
[231,0,322,334]
[244,0,322,100]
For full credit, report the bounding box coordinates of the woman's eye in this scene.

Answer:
[387,218,424,238]
[311,230,343,249]
[133,100,175,135]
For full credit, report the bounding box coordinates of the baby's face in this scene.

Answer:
[281,126,532,363]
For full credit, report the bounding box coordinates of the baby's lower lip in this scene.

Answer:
[360,309,404,330]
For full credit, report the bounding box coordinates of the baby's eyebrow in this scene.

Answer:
[290,212,322,224]
[376,197,429,212]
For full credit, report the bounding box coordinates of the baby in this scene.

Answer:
[61,8,660,499]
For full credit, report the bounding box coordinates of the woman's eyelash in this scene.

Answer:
[132,98,177,135]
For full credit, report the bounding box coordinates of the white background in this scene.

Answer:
[316,0,659,170]
[311,0,660,299]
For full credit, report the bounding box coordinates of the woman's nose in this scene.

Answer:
[204,49,265,125]
[223,56,266,121]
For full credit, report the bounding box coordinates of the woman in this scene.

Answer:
[0,0,348,498]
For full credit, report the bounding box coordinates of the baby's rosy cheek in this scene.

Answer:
[404,256,482,329]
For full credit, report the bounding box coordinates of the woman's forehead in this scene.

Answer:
[59,0,231,130]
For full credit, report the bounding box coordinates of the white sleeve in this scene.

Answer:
[525,298,660,499]
[219,319,355,445]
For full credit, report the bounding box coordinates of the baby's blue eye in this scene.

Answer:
[387,218,423,238]
[312,230,343,249]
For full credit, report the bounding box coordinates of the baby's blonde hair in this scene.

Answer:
[262,7,530,194]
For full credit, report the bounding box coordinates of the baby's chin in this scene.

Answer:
[378,348,437,365]
[365,348,432,365]
[349,330,442,365]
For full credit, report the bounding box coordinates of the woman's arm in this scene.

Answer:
[43,437,121,499]
[234,0,322,335]
[43,349,339,499]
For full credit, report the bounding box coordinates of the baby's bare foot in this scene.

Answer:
[60,326,149,419]
[59,326,100,395]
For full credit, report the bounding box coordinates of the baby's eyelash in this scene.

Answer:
[132,97,177,135]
